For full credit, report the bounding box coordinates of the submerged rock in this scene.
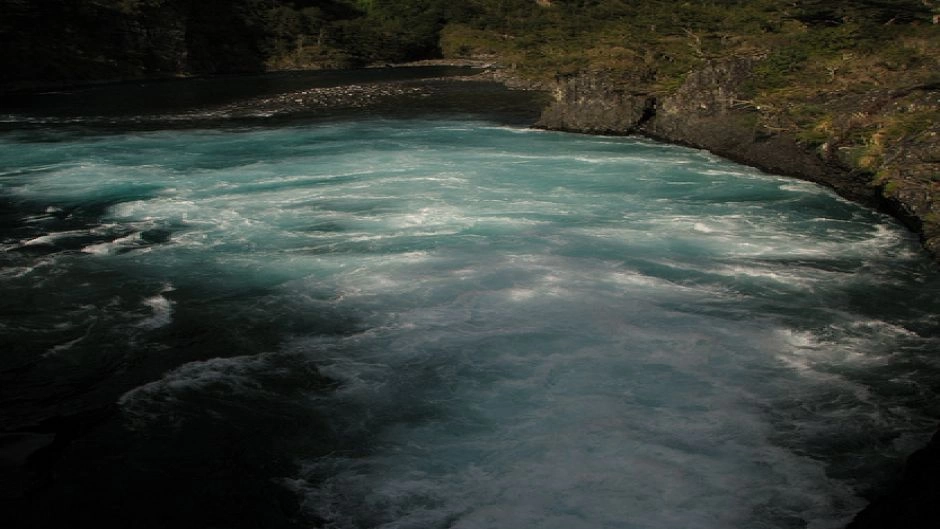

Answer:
[847,429,940,529]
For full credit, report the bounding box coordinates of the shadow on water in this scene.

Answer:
[0,67,549,133]
[0,200,361,529]
[2,267,359,529]
[0,67,484,117]
[0,70,549,528]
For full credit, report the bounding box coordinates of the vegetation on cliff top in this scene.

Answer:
[1,0,457,83]
[4,1,936,92]
[2,1,938,232]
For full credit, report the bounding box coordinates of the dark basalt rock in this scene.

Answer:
[534,58,940,257]
[642,58,882,208]
[535,72,656,135]
[847,428,940,529]
[536,58,874,205]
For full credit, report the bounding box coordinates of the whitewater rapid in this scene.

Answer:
[3,118,940,528]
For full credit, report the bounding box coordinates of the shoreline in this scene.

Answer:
[3,62,937,528]
[522,63,940,266]
[473,60,940,528]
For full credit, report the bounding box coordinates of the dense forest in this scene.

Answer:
[3,1,937,87]
[0,0,478,84]
[0,0,440,83]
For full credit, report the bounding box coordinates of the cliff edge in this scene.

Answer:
[535,57,940,260]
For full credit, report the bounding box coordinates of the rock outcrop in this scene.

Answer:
[847,429,940,529]
[536,72,656,134]
[644,57,880,206]
[535,57,940,260]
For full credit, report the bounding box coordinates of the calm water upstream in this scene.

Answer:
[2,69,939,529]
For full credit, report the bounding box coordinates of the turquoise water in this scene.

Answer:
[3,115,940,528]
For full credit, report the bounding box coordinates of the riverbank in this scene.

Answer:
[2,61,937,528]
[5,105,938,529]
[528,60,940,264]
[507,59,940,528]
[377,57,940,529]
[0,65,549,130]
[314,61,940,527]
[378,60,940,267]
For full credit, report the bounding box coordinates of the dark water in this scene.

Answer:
[2,68,939,529]
[0,66,543,130]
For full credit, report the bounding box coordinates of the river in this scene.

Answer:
[2,67,939,529]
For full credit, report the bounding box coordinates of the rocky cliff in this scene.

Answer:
[535,57,940,260]
[848,429,940,528]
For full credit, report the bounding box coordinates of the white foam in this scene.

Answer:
[22,230,85,247]
[712,264,822,287]
[80,232,141,255]
[119,350,288,429]
[293,323,866,527]
[6,119,938,529]
[43,335,87,358]
[136,284,175,329]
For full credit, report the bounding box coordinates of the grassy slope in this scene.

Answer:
[440,0,940,250]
